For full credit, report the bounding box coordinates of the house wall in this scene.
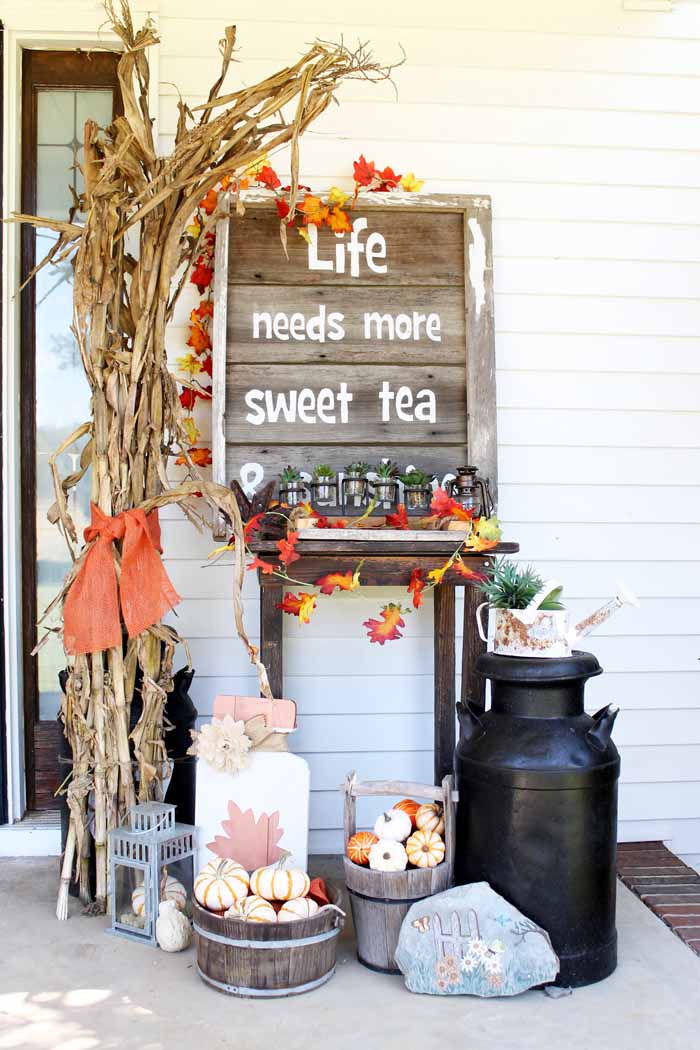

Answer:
[2,0,700,865]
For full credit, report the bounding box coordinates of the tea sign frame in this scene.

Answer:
[211,192,496,502]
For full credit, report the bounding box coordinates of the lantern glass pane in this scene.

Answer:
[159,856,194,919]
[114,863,150,937]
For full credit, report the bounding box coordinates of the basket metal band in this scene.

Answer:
[196,962,336,998]
[347,886,425,906]
[193,921,340,949]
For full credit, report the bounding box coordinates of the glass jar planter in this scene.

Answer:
[403,484,431,512]
[309,477,338,508]
[372,478,398,506]
[279,479,309,506]
[341,472,370,509]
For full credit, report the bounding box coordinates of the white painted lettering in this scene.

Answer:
[378,380,395,421]
[316,388,336,424]
[272,313,289,340]
[337,381,353,423]
[366,230,387,274]
[252,312,272,339]
[244,389,266,425]
[307,224,333,271]
[395,385,414,421]
[296,388,316,423]
[415,388,437,423]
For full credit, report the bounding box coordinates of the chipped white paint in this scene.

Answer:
[467,217,487,319]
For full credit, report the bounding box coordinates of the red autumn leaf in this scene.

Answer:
[179,387,198,410]
[315,516,347,529]
[276,198,290,219]
[353,154,376,187]
[247,554,275,575]
[314,566,361,595]
[407,568,426,609]
[244,512,266,541]
[193,300,214,320]
[363,603,406,645]
[199,354,213,378]
[186,323,211,353]
[430,487,462,519]
[308,877,331,907]
[190,259,213,293]
[385,504,409,530]
[198,188,219,215]
[451,556,486,582]
[326,206,352,233]
[277,531,300,566]
[376,164,402,190]
[278,591,317,624]
[256,164,281,190]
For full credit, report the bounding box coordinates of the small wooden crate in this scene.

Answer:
[193,882,344,998]
[343,773,455,974]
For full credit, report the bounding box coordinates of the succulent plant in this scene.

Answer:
[344,461,371,477]
[279,465,303,483]
[477,558,564,610]
[312,463,336,480]
[398,468,434,487]
[374,459,399,479]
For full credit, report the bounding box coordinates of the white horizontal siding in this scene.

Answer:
[3,0,698,854]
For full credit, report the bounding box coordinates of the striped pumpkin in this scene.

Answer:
[132,875,186,917]
[415,802,445,836]
[406,828,446,869]
[346,831,379,867]
[250,864,310,902]
[194,859,249,912]
[277,896,319,921]
[241,894,278,923]
[394,798,420,828]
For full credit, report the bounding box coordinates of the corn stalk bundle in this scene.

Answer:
[14,0,393,919]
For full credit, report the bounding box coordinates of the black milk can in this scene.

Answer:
[455,651,620,987]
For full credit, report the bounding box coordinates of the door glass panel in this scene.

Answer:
[34,88,113,720]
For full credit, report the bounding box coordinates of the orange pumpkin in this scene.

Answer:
[346,831,379,866]
[406,828,445,869]
[415,802,445,836]
[395,798,420,828]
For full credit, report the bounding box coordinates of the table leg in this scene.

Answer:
[434,584,456,783]
[259,577,284,699]
[461,584,487,713]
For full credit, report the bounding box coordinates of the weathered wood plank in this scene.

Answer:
[259,579,284,700]
[225,364,466,445]
[462,583,488,712]
[434,586,456,783]
[226,286,465,365]
[229,207,465,287]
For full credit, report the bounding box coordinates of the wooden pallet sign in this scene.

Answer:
[211,192,496,500]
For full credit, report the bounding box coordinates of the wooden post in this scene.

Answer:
[461,583,487,713]
[259,577,284,699]
[434,584,456,783]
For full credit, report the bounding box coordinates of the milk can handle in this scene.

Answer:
[476,602,490,643]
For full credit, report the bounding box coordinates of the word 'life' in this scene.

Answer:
[243,382,436,425]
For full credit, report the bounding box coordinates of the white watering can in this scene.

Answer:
[476,581,639,659]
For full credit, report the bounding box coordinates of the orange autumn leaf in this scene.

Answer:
[277,531,300,566]
[363,603,406,645]
[193,300,214,320]
[407,568,426,609]
[278,591,317,624]
[385,504,409,529]
[315,516,347,529]
[326,206,352,233]
[199,188,219,215]
[248,554,275,575]
[451,556,486,582]
[298,194,330,227]
[189,447,212,467]
[186,322,211,353]
[315,565,362,595]
[244,512,266,541]
[428,559,452,585]
[190,259,213,293]
[297,502,319,518]
[430,487,461,518]
[353,154,376,187]
[376,164,402,190]
[256,164,281,190]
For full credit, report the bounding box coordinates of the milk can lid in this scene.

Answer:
[476,650,602,683]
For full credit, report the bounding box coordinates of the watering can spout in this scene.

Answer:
[567,581,639,648]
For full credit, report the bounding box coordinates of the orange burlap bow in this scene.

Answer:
[63,504,181,655]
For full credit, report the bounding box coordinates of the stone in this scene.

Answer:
[395,882,560,996]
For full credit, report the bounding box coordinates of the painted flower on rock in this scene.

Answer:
[435,954,461,989]
[188,715,252,775]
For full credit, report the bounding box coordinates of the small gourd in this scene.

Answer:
[406,828,446,869]
[242,894,278,923]
[250,861,310,901]
[415,802,445,836]
[346,831,379,866]
[369,838,408,873]
[194,858,250,912]
[277,897,320,921]
[155,899,192,952]
[373,808,412,843]
[132,875,186,917]
[394,798,420,828]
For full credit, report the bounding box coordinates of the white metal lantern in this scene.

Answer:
[108,801,197,945]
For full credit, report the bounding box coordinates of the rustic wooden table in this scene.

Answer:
[250,539,519,782]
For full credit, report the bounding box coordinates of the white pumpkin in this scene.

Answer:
[132,875,187,917]
[241,894,278,923]
[415,802,445,836]
[194,858,250,912]
[155,900,192,952]
[373,808,412,843]
[277,897,319,921]
[406,828,446,869]
[250,863,310,901]
[369,838,408,872]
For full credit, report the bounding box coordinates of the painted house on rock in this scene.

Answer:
[1,0,699,880]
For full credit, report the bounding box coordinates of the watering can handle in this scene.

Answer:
[475,602,490,643]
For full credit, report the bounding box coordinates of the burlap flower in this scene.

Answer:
[188,715,252,775]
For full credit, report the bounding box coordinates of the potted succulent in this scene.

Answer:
[372,459,399,504]
[398,468,435,511]
[278,465,307,506]
[310,463,337,506]
[342,461,371,504]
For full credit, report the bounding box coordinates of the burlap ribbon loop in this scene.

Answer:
[63,503,181,655]
[244,713,288,753]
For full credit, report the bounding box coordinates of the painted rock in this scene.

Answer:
[395,882,559,996]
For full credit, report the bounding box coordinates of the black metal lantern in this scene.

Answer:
[449,466,494,517]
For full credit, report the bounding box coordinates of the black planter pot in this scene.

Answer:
[455,651,620,988]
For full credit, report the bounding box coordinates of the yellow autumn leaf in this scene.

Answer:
[298,227,311,244]
[182,416,201,444]
[327,185,349,207]
[175,353,202,376]
[245,152,270,178]
[428,560,451,585]
[400,172,425,193]
[186,217,202,238]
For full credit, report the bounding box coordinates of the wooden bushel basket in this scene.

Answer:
[343,773,455,974]
[193,882,344,998]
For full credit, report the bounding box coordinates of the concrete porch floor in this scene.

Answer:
[2,857,699,1050]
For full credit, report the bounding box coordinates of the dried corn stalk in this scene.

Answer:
[15,0,393,919]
